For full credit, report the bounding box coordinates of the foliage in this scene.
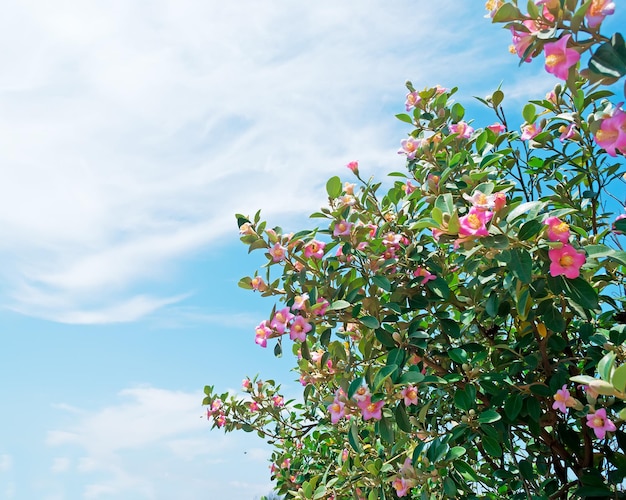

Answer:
[205,1,626,498]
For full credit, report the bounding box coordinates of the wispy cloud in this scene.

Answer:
[0,1,534,323]
[46,385,273,499]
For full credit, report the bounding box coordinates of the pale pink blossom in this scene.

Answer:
[269,242,287,262]
[493,192,507,211]
[242,378,251,390]
[239,222,255,235]
[403,181,416,194]
[487,122,506,134]
[405,91,420,111]
[392,477,411,497]
[594,106,626,157]
[250,276,267,292]
[401,386,419,406]
[270,307,295,334]
[586,408,616,439]
[521,122,542,140]
[289,315,312,341]
[272,395,284,407]
[399,137,421,159]
[327,399,346,424]
[303,240,326,259]
[585,0,615,28]
[559,123,576,141]
[291,293,309,311]
[249,401,259,412]
[215,413,226,427]
[357,395,384,420]
[544,35,580,80]
[352,384,370,402]
[449,121,474,139]
[313,298,330,316]
[544,216,570,243]
[548,244,586,279]
[333,220,352,237]
[414,267,436,284]
[255,320,272,348]
[552,385,576,414]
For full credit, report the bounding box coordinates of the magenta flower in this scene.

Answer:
[357,395,384,420]
[289,315,312,341]
[346,161,359,174]
[401,386,419,406]
[215,413,226,427]
[552,384,575,414]
[313,297,330,316]
[405,91,420,111]
[413,267,436,285]
[510,21,539,62]
[392,477,411,497]
[459,207,493,237]
[333,220,352,237]
[291,293,309,311]
[403,181,416,194]
[586,408,616,438]
[544,35,580,80]
[303,240,326,259]
[544,216,570,243]
[272,395,284,407]
[559,123,576,141]
[594,107,626,157]
[449,121,474,139]
[586,0,615,28]
[255,320,272,348]
[270,307,294,334]
[327,399,346,424]
[521,122,542,140]
[269,242,287,262]
[248,401,259,412]
[242,378,251,390]
[399,137,421,159]
[488,122,506,134]
[548,243,586,279]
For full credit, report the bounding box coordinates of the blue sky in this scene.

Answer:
[0,2,624,499]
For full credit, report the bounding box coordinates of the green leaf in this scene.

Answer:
[589,33,626,78]
[506,201,545,223]
[492,3,524,22]
[448,348,468,364]
[598,351,616,382]
[454,460,480,482]
[440,318,461,338]
[492,90,504,108]
[478,409,501,424]
[522,103,537,124]
[427,277,450,300]
[510,248,533,284]
[445,446,467,461]
[348,421,362,452]
[372,275,392,292]
[329,300,351,310]
[360,316,380,329]
[326,176,342,198]
[399,370,425,384]
[374,364,398,390]
[378,414,395,444]
[443,477,457,497]
[348,377,366,399]
[395,113,414,125]
[517,219,544,240]
[562,277,599,311]
[482,435,503,457]
[613,363,626,393]
[504,393,523,421]
[542,304,566,332]
[395,403,412,432]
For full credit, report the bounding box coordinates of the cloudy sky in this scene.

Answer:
[0,2,623,499]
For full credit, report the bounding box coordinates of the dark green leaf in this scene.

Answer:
[517,219,544,240]
[360,316,380,329]
[395,403,412,432]
[372,275,392,292]
[482,435,503,457]
[478,409,501,423]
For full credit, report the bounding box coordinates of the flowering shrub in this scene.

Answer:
[204,2,626,498]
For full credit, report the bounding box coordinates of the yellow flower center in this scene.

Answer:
[468,214,481,229]
[546,53,565,69]
[590,0,604,16]
[560,254,574,267]
[554,222,569,234]
[593,416,604,427]
[596,128,618,143]
[367,402,377,412]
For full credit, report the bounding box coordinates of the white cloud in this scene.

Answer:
[0,1,531,323]
[0,454,12,472]
[46,385,274,499]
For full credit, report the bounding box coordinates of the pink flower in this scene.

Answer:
[255,320,272,348]
[434,84,447,95]
[552,385,576,414]
[405,91,420,111]
[239,222,255,235]
[303,240,326,259]
[493,192,507,212]
[272,395,284,407]
[546,90,558,104]
[250,276,267,292]
[485,0,503,18]
[357,395,384,420]
[413,267,436,284]
[270,307,294,334]
[341,449,349,461]
[346,161,359,174]
[242,378,251,390]
[521,122,542,140]
[459,207,493,238]
[594,106,626,157]
[382,232,402,248]
[586,408,616,438]
[215,413,226,427]
[313,297,330,316]
[544,216,570,243]
[449,121,474,139]
[548,244,586,279]
[333,220,352,237]
[352,384,371,402]
[544,35,580,80]
[510,21,539,62]
[586,0,615,28]
[289,315,312,341]
[488,122,506,134]
[559,123,576,141]
[269,243,287,262]
[327,400,346,424]
[463,191,500,211]
[249,401,259,412]
[291,293,309,311]
[399,137,421,159]
[401,386,419,406]
[392,477,411,497]
[403,181,416,194]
